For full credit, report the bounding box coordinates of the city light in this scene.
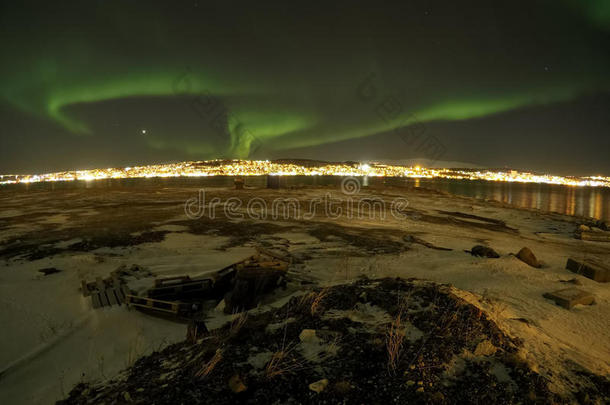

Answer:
[1,160,609,188]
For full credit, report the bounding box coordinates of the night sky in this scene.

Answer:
[1,1,609,175]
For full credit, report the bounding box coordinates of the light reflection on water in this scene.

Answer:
[5,175,610,222]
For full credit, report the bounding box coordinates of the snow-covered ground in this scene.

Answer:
[0,185,608,403]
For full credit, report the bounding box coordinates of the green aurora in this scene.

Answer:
[1,1,609,173]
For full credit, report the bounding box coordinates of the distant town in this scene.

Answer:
[1,159,609,188]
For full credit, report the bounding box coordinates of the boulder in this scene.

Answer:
[516,247,541,268]
[469,245,500,258]
[309,378,329,393]
[299,329,319,343]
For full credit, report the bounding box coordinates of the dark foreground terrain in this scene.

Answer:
[58,278,608,404]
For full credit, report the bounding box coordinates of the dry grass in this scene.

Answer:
[264,342,307,378]
[195,348,223,379]
[310,288,329,315]
[228,311,248,337]
[298,287,330,316]
[385,293,411,373]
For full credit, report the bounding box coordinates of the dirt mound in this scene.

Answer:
[58,278,606,404]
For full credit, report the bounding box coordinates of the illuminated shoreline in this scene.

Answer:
[1,160,609,188]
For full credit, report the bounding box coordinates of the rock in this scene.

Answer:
[309,378,329,393]
[299,329,319,343]
[228,375,247,393]
[543,288,595,309]
[469,245,500,258]
[516,247,541,268]
[559,278,583,286]
[38,267,61,276]
[566,258,610,282]
[580,232,610,242]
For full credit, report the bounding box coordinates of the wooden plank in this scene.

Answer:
[124,294,183,314]
[106,289,118,306]
[114,287,125,304]
[154,275,191,287]
[148,279,212,298]
[99,290,110,307]
[91,293,102,309]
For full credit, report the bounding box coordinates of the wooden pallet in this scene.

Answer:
[154,275,193,288]
[148,279,213,299]
[91,284,131,309]
[124,294,186,315]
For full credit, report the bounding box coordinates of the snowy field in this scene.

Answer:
[0,184,608,403]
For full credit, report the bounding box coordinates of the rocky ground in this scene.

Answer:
[59,277,608,404]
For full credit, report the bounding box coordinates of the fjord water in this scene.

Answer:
[6,175,610,222]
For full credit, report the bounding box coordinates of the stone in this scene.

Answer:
[470,245,500,258]
[543,288,595,309]
[516,247,541,268]
[580,232,610,242]
[559,278,583,286]
[38,267,61,276]
[309,378,329,393]
[228,374,247,393]
[566,258,610,282]
[299,329,319,343]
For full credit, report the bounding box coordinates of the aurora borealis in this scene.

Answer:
[1,1,609,175]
